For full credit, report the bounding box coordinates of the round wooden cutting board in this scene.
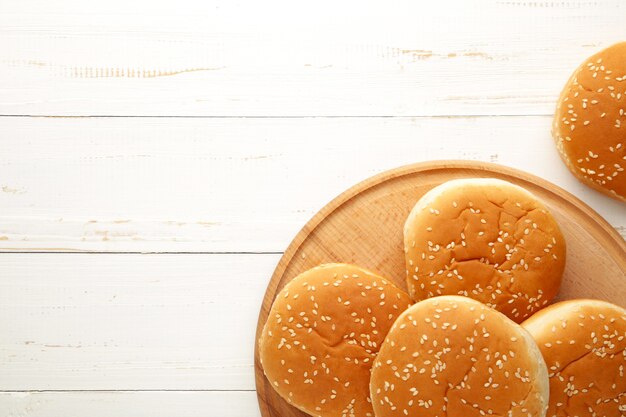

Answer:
[254,160,626,417]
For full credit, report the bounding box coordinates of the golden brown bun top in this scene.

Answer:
[553,42,626,202]
[370,295,549,417]
[259,263,412,417]
[404,178,566,323]
[522,299,626,417]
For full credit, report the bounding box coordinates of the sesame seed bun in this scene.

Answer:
[370,295,549,417]
[522,299,626,417]
[552,42,626,202]
[258,263,412,417]
[404,178,566,323]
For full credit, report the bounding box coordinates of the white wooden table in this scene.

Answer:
[1,1,625,415]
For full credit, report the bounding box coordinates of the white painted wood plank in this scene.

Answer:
[0,253,277,390]
[0,391,261,417]
[1,0,625,116]
[0,116,623,253]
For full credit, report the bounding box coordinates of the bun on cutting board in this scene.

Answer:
[258,263,412,417]
[522,299,626,417]
[370,295,549,417]
[553,42,626,202]
[404,178,566,323]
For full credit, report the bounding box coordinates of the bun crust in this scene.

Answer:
[403,178,566,323]
[552,42,626,202]
[259,263,412,417]
[370,295,549,417]
[522,299,626,417]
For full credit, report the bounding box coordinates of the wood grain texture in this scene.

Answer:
[254,161,626,417]
[1,0,625,116]
[1,116,624,253]
[0,253,279,391]
[0,391,261,417]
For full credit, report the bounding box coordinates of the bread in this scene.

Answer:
[258,263,412,417]
[552,42,626,202]
[522,299,626,417]
[403,178,566,323]
[370,295,549,417]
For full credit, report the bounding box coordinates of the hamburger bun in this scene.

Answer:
[552,42,626,202]
[258,263,412,417]
[370,295,549,417]
[522,299,626,417]
[404,178,566,323]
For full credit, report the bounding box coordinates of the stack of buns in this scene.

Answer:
[259,176,625,417]
[259,43,625,417]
